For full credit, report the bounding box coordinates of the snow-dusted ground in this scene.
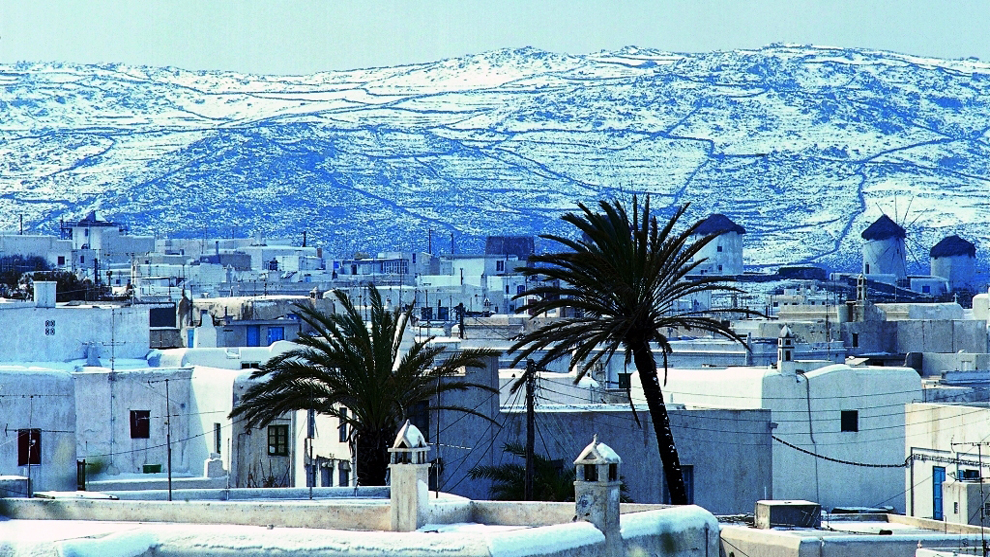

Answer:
[2,45,989,273]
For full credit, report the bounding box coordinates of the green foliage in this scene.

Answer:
[0,255,49,293]
[508,197,756,505]
[469,443,632,502]
[27,270,96,301]
[229,284,499,485]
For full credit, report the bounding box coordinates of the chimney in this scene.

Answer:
[388,420,431,532]
[34,281,56,308]
[574,434,622,556]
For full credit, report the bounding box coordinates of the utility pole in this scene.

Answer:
[525,359,536,501]
[165,378,173,502]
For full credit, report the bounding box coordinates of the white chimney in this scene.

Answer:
[34,281,56,308]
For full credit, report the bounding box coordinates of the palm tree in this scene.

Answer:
[469,443,576,501]
[229,285,499,486]
[508,197,754,505]
[468,443,633,502]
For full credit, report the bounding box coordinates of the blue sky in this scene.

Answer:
[1,0,988,74]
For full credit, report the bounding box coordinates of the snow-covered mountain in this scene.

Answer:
[2,44,990,274]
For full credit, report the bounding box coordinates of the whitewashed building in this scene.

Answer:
[0,368,77,493]
[930,235,977,292]
[862,214,907,282]
[0,282,150,362]
[648,326,922,512]
[691,214,745,276]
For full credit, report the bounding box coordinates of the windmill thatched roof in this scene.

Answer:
[694,214,745,236]
[861,214,905,241]
[930,235,975,258]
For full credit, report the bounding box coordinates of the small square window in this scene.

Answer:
[841,410,859,432]
[130,410,150,439]
[496,260,505,272]
[17,429,41,466]
[268,424,289,456]
[922,285,931,294]
[57,256,65,266]
[716,245,723,252]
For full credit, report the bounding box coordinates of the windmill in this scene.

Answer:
[862,196,930,279]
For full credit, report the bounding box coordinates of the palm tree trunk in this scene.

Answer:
[356,429,392,486]
[632,340,688,505]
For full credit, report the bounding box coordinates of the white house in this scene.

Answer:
[0,282,150,362]
[647,326,922,512]
[0,367,77,493]
[903,402,990,523]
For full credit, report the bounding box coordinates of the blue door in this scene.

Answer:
[933,466,946,520]
[246,325,260,347]
[267,326,284,345]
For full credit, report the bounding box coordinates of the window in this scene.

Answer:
[865,264,870,274]
[339,409,348,443]
[922,285,931,294]
[516,284,525,295]
[840,410,859,432]
[57,256,65,266]
[584,464,598,482]
[717,264,723,272]
[80,255,85,264]
[17,429,41,466]
[716,245,723,252]
[410,401,430,442]
[496,260,505,272]
[505,284,509,294]
[241,362,260,369]
[339,462,350,487]
[268,424,289,456]
[661,464,694,504]
[246,325,260,347]
[149,305,177,328]
[130,410,150,439]
[187,329,195,348]
[266,326,284,345]
[214,423,222,454]
[851,333,859,348]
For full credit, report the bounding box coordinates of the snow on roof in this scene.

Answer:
[392,420,428,450]
[694,214,745,236]
[76,210,115,227]
[861,214,906,241]
[574,434,621,464]
[930,235,975,258]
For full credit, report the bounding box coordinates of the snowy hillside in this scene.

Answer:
[2,44,990,274]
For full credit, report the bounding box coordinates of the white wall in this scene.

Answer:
[693,231,743,275]
[0,368,77,492]
[74,367,194,477]
[932,254,976,291]
[656,363,921,512]
[863,238,908,280]
[904,403,990,520]
[0,304,150,362]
